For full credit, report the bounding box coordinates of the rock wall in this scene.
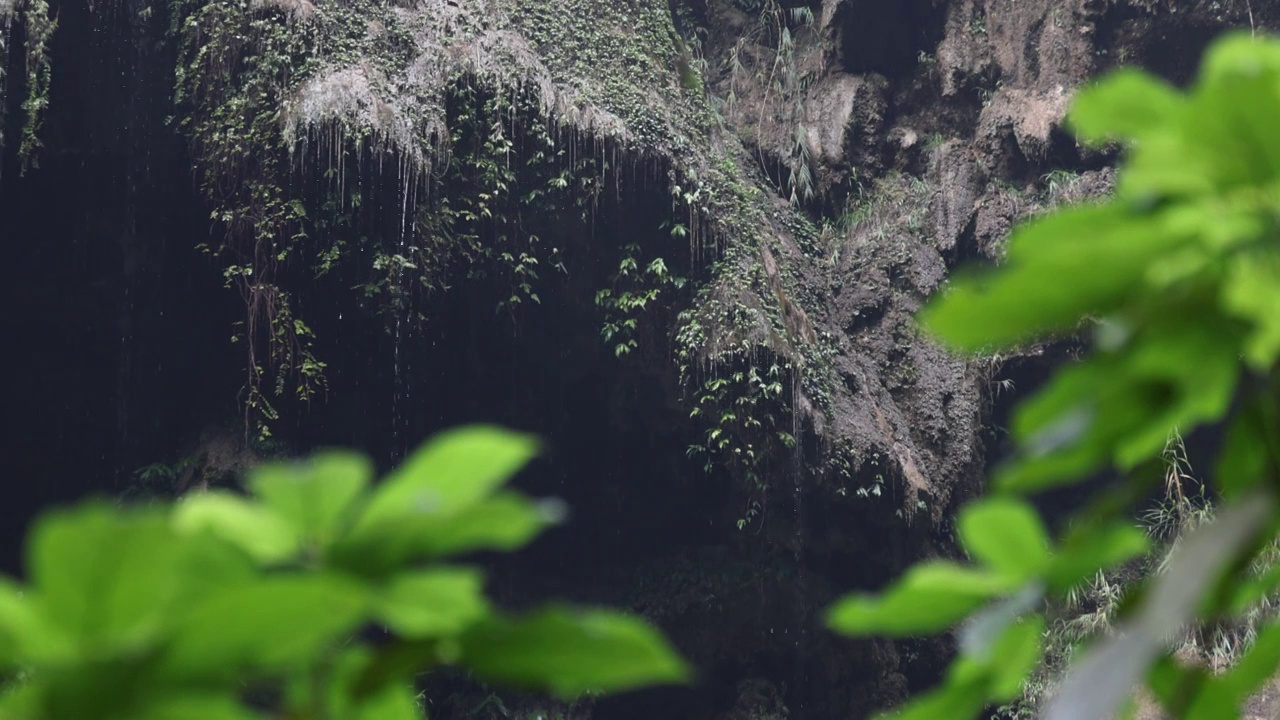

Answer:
[2,0,1278,717]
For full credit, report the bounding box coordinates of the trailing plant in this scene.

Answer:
[168,0,830,509]
[0,426,688,719]
[413,83,587,319]
[595,242,686,358]
[2,0,56,172]
[173,0,324,440]
[826,32,1280,719]
[675,287,798,529]
[724,0,819,206]
[593,179,699,357]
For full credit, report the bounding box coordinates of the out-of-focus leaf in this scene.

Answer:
[922,205,1192,352]
[460,606,690,699]
[249,450,371,550]
[880,673,988,720]
[998,307,1238,491]
[1046,521,1150,594]
[1147,655,1209,716]
[827,562,1018,637]
[1164,621,1280,719]
[350,427,539,540]
[164,574,368,676]
[1196,32,1280,181]
[348,639,443,702]
[1222,252,1280,370]
[1111,318,1240,468]
[996,362,1152,492]
[959,583,1043,662]
[346,683,423,720]
[958,498,1050,580]
[27,505,201,651]
[0,578,68,665]
[1216,401,1271,499]
[1198,620,1280,715]
[988,614,1045,701]
[374,567,488,638]
[173,492,299,565]
[40,656,157,720]
[338,492,562,572]
[1068,68,1182,145]
[1045,496,1273,720]
[134,694,260,720]
[0,680,41,718]
[318,648,426,720]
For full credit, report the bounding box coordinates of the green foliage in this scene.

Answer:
[3,0,56,172]
[724,0,818,206]
[827,32,1280,719]
[998,440,1280,718]
[0,426,689,719]
[172,0,324,439]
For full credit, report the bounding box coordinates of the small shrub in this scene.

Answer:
[0,426,688,719]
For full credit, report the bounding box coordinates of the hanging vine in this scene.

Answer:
[172,0,323,439]
[0,0,56,172]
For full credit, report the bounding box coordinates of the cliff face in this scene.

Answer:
[2,0,1275,717]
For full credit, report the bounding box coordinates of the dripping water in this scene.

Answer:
[390,151,417,459]
[789,364,809,719]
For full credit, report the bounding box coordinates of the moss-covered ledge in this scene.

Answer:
[168,0,979,527]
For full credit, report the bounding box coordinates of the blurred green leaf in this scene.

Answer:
[164,574,368,676]
[173,492,299,565]
[0,578,67,666]
[1045,496,1272,720]
[350,427,539,540]
[1147,655,1210,717]
[374,567,488,638]
[881,673,987,720]
[1203,620,1280,714]
[988,615,1045,701]
[1068,68,1182,146]
[958,498,1050,580]
[460,606,690,699]
[37,655,162,720]
[346,683,423,720]
[28,505,199,651]
[922,205,1191,352]
[134,694,259,720]
[339,492,561,572]
[1196,33,1280,182]
[1217,399,1273,500]
[249,450,372,551]
[323,648,426,720]
[1046,521,1150,594]
[827,562,1018,637]
[1222,252,1280,370]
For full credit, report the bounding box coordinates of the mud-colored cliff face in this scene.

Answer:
[2,0,1277,718]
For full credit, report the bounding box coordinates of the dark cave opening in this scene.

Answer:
[261,114,737,575]
[1,0,242,575]
[835,0,947,80]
